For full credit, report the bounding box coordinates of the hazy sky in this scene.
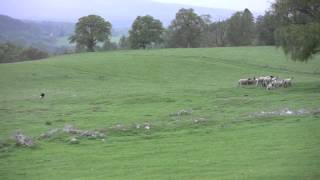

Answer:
[152,0,274,11]
[0,0,274,25]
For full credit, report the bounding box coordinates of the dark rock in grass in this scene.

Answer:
[14,130,34,147]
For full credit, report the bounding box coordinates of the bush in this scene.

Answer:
[0,42,49,63]
[20,47,48,60]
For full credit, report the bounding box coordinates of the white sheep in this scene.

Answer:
[238,79,249,86]
[283,78,293,88]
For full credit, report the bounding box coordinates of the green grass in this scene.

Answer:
[0,46,319,179]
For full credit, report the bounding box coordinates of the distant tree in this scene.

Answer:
[0,42,22,63]
[0,42,48,63]
[20,47,48,60]
[272,0,320,61]
[119,35,129,49]
[69,15,112,52]
[128,15,164,49]
[207,20,229,47]
[256,11,277,45]
[199,15,215,47]
[102,40,118,51]
[166,8,206,48]
[227,9,255,46]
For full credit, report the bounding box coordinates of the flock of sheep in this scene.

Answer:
[238,76,293,90]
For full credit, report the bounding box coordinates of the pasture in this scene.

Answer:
[0,46,319,179]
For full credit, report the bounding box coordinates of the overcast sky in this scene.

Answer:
[152,0,274,11]
[0,0,274,25]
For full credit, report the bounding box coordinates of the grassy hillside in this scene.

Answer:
[0,46,319,179]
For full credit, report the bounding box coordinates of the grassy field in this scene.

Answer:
[0,46,319,179]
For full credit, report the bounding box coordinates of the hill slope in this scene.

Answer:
[0,47,319,179]
[0,15,75,53]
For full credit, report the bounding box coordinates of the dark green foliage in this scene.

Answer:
[69,15,112,52]
[0,42,22,63]
[128,15,164,49]
[206,21,229,47]
[256,12,277,45]
[275,23,320,61]
[0,42,48,63]
[166,9,207,48]
[272,0,320,61]
[102,40,118,51]
[119,36,129,49]
[20,47,48,60]
[227,9,255,46]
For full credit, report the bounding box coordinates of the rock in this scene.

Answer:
[40,128,60,139]
[135,124,141,129]
[79,130,105,138]
[193,118,207,124]
[143,123,151,130]
[65,125,81,134]
[14,131,34,147]
[170,109,193,116]
[69,137,79,144]
[63,124,105,138]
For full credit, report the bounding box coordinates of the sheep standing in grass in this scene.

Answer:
[256,77,266,87]
[238,79,249,86]
[266,83,274,90]
[271,79,284,88]
[283,78,293,88]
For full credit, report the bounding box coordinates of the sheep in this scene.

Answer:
[256,77,266,87]
[283,78,293,88]
[266,83,275,90]
[238,79,249,86]
[239,77,257,86]
[247,77,257,85]
[271,79,284,88]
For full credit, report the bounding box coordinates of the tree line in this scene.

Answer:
[0,42,48,63]
[70,0,319,62]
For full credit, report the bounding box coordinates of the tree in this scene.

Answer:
[0,42,22,63]
[211,21,229,46]
[272,0,320,61]
[119,36,129,49]
[256,11,277,45]
[69,15,112,52]
[0,42,48,63]
[227,9,255,46]
[166,8,207,48]
[128,15,164,49]
[20,47,48,60]
[102,40,118,51]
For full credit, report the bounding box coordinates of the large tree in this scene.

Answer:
[69,15,112,52]
[272,0,320,61]
[166,8,207,48]
[128,15,164,49]
[227,9,255,46]
[256,11,277,45]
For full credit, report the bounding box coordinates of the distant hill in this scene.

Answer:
[0,15,131,52]
[0,15,75,53]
